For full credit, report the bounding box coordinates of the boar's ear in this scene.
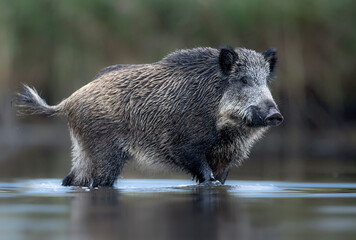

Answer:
[219,46,238,75]
[263,48,278,75]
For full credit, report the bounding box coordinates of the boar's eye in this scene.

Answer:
[241,77,248,84]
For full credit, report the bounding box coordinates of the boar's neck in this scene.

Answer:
[207,126,267,171]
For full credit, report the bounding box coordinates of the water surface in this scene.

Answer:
[1,179,356,240]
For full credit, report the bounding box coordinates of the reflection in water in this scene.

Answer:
[189,187,253,240]
[69,187,261,240]
[70,188,122,240]
[1,179,356,240]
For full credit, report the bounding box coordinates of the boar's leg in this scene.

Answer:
[91,146,129,188]
[63,131,128,187]
[62,171,76,186]
[214,168,230,184]
[62,169,92,187]
[176,147,218,184]
[192,160,216,184]
[62,132,93,187]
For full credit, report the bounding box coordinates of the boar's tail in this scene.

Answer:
[13,85,65,117]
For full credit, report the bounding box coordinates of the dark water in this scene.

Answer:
[1,179,356,240]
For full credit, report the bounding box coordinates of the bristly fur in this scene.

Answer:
[14,46,281,187]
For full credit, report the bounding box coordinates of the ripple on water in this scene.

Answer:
[0,179,356,198]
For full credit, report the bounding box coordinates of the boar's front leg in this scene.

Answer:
[176,147,221,185]
[214,168,230,184]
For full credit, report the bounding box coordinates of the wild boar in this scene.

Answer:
[14,46,283,187]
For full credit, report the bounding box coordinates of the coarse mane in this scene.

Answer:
[161,47,219,65]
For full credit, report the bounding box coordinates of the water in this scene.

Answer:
[1,179,356,240]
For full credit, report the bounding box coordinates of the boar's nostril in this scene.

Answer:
[264,110,284,126]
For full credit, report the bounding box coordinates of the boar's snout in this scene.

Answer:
[246,100,283,127]
[264,108,283,126]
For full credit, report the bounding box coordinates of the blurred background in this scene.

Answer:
[0,0,355,182]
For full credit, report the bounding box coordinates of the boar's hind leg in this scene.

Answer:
[62,133,128,187]
[62,167,92,187]
[62,171,75,186]
[91,146,128,188]
[62,133,93,187]
[62,165,92,187]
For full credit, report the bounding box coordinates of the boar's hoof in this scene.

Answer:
[199,180,222,187]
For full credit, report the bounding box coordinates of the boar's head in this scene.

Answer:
[217,46,283,129]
